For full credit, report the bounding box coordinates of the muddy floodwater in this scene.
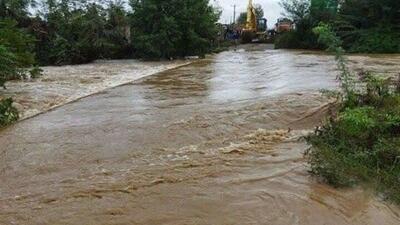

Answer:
[2,59,192,119]
[1,45,400,225]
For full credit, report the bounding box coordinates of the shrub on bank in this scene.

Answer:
[274,15,323,50]
[275,31,301,49]
[307,75,400,203]
[0,98,19,127]
[349,27,400,54]
[306,24,400,204]
[0,45,18,88]
[0,21,34,126]
[0,46,20,127]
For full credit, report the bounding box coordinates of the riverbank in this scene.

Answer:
[0,59,194,120]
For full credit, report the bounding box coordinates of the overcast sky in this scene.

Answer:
[211,0,284,27]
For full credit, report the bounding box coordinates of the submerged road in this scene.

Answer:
[1,45,400,224]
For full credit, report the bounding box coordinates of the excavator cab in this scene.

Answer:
[257,18,267,33]
[241,0,268,43]
[241,18,268,43]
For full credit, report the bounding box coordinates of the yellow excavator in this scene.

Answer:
[241,0,268,43]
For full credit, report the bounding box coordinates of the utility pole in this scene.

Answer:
[232,4,236,25]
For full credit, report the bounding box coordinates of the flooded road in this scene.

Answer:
[1,45,400,225]
[3,59,192,119]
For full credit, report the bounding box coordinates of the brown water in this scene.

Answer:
[3,59,192,119]
[1,45,400,225]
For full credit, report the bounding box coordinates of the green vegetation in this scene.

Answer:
[0,45,18,88]
[0,98,19,126]
[35,1,133,65]
[277,0,400,53]
[0,19,35,69]
[306,24,400,204]
[0,0,221,126]
[348,27,400,53]
[0,0,220,66]
[0,20,40,88]
[129,0,220,59]
[0,0,221,80]
[276,0,321,49]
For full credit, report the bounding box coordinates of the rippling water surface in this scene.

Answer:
[1,45,400,225]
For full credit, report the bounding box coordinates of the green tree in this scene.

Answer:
[129,0,220,59]
[279,0,310,22]
[277,0,400,53]
[36,0,131,65]
[337,0,400,52]
[237,12,247,25]
[0,43,20,125]
[254,4,264,20]
[276,0,320,49]
[310,0,338,22]
[78,3,107,61]
[0,0,36,20]
[0,19,39,84]
[103,0,132,58]
[339,0,400,29]
[0,19,35,67]
[0,45,18,88]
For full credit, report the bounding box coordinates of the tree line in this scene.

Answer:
[277,0,400,53]
[0,0,220,84]
[0,0,220,126]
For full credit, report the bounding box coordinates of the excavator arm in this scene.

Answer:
[245,0,257,31]
[242,0,268,43]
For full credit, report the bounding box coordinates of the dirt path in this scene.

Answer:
[1,45,400,225]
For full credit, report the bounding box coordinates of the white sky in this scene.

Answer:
[211,0,284,27]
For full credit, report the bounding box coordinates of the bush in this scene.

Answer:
[0,45,18,88]
[0,98,19,127]
[307,23,400,204]
[275,31,301,49]
[307,87,400,202]
[349,27,400,53]
[0,44,39,88]
[275,17,322,50]
[275,30,322,49]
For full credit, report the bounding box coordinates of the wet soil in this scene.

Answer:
[1,45,399,225]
